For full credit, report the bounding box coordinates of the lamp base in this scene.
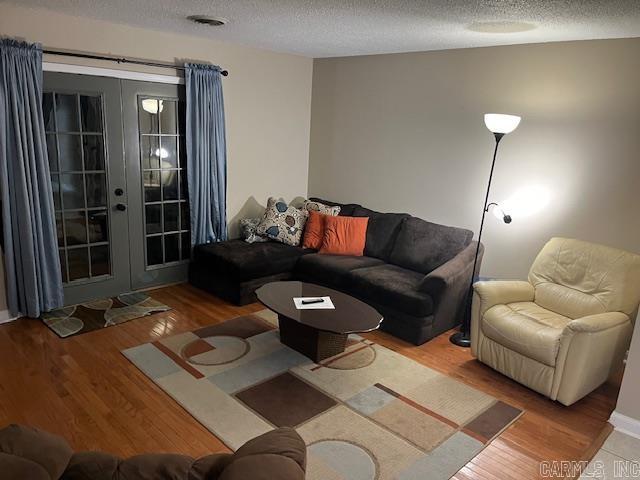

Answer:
[449,331,471,348]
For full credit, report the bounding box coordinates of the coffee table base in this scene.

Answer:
[278,314,348,362]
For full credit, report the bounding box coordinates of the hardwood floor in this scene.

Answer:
[0,283,618,478]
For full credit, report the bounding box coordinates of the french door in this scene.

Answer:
[43,73,189,306]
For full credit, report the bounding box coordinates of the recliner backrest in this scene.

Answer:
[528,237,640,319]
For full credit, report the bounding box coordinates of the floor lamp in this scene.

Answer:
[450,113,521,348]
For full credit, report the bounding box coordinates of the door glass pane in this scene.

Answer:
[46,134,58,172]
[139,95,189,269]
[139,99,159,134]
[68,248,89,281]
[61,173,85,209]
[147,236,163,266]
[145,204,162,234]
[179,170,188,199]
[163,203,179,232]
[88,210,109,243]
[59,249,68,283]
[83,135,105,170]
[55,213,64,247]
[180,202,189,230]
[160,100,177,134]
[160,136,177,169]
[80,95,103,132]
[162,170,179,201]
[90,245,110,276]
[144,171,161,202]
[51,174,61,210]
[140,136,160,169]
[44,88,112,284]
[56,94,80,132]
[85,173,107,208]
[58,134,83,171]
[43,92,56,131]
[64,211,87,246]
[164,233,180,263]
[181,232,191,260]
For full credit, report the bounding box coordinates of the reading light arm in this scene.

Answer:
[485,203,512,224]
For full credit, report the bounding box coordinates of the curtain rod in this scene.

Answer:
[42,49,229,76]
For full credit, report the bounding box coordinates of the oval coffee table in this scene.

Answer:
[256,281,383,362]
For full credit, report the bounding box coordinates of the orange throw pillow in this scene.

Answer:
[320,215,369,256]
[302,210,327,250]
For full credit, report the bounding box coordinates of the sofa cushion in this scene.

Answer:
[256,197,309,246]
[295,254,384,288]
[302,199,340,216]
[302,210,326,250]
[308,197,360,216]
[352,206,409,260]
[482,302,571,366]
[193,239,311,282]
[240,217,269,244]
[347,264,434,317]
[319,215,369,256]
[389,217,473,274]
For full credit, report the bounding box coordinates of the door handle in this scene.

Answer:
[116,203,127,211]
[114,188,124,196]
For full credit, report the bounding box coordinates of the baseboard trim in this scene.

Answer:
[0,310,18,325]
[609,411,640,440]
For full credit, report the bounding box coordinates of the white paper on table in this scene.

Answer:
[293,296,335,310]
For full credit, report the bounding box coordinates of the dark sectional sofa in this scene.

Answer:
[190,198,482,345]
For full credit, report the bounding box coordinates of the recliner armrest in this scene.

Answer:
[566,312,630,333]
[473,280,535,316]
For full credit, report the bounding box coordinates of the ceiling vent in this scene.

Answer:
[188,15,228,27]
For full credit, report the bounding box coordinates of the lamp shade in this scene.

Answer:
[484,113,521,134]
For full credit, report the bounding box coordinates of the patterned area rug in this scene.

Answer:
[43,292,171,338]
[123,310,523,480]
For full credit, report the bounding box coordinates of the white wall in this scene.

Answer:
[0,4,313,312]
[309,38,640,279]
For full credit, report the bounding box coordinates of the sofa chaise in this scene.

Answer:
[190,198,481,345]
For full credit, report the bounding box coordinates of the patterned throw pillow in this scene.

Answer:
[240,217,269,243]
[256,197,309,246]
[303,199,341,216]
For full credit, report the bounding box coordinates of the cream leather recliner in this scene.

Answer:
[471,237,640,406]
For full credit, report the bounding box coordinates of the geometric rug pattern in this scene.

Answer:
[123,310,523,480]
[42,292,171,338]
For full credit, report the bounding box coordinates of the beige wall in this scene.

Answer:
[0,4,313,312]
[309,38,640,279]
[616,312,640,422]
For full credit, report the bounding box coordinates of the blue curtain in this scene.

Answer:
[0,39,63,317]
[184,63,227,246]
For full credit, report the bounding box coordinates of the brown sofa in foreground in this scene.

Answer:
[0,424,306,480]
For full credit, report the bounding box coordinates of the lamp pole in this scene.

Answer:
[450,133,504,347]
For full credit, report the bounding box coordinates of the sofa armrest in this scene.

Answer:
[232,427,306,471]
[565,312,630,333]
[473,280,535,316]
[0,424,73,480]
[419,241,482,335]
[222,428,306,480]
[420,241,479,298]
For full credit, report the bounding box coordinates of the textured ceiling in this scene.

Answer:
[5,0,640,57]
